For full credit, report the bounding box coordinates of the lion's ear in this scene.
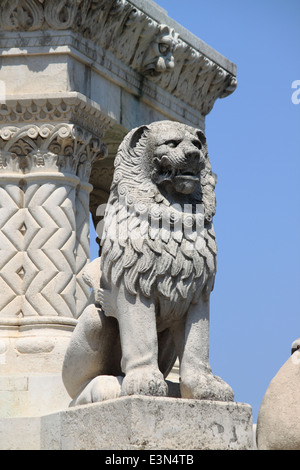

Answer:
[195,129,207,149]
[129,125,149,149]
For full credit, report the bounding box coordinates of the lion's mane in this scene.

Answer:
[99,122,217,321]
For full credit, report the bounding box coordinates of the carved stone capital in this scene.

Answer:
[0,93,113,182]
[0,123,106,183]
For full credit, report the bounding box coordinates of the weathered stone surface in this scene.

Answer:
[40,396,253,450]
[0,374,71,418]
[0,0,239,423]
[0,416,41,450]
[256,349,300,450]
[62,121,234,406]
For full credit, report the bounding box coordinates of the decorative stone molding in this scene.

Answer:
[0,0,237,117]
[0,93,114,146]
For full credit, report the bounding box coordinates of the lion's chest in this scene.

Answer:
[154,278,201,326]
[100,197,216,320]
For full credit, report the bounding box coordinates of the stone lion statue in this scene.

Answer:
[62,120,234,405]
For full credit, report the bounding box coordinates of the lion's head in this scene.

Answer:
[110,120,216,221]
[146,121,206,196]
[140,25,178,77]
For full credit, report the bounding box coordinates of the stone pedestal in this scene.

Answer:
[0,396,253,450]
[39,397,253,450]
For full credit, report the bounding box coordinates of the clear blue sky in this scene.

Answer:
[90,0,300,422]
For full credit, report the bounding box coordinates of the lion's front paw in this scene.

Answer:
[181,372,234,402]
[71,375,123,406]
[121,369,168,397]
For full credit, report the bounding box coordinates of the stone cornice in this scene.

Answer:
[128,0,236,75]
[0,0,237,117]
[0,31,205,128]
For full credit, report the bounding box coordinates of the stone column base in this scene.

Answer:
[38,396,253,450]
[0,317,76,376]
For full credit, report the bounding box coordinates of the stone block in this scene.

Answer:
[0,374,71,418]
[40,396,253,450]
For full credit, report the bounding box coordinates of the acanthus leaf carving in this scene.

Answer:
[44,0,82,30]
[0,123,107,181]
[0,0,44,31]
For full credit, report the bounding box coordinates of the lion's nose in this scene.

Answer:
[184,148,201,166]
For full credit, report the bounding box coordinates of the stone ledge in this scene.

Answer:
[40,396,253,450]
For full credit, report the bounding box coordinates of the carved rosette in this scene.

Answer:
[0,0,237,116]
[0,115,108,320]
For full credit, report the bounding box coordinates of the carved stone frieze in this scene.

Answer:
[0,0,45,31]
[0,0,237,116]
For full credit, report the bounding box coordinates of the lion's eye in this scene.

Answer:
[192,140,202,149]
[159,43,170,55]
[166,140,179,148]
